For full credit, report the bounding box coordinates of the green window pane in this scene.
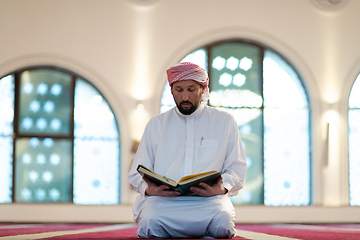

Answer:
[209,43,262,108]
[14,137,72,203]
[18,69,73,136]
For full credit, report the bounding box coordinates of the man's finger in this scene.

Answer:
[158,185,171,191]
[214,177,222,186]
[142,176,150,183]
[143,177,156,187]
[163,191,181,197]
[198,182,211,190]
[190,186,208,196]
[157,189,181,197]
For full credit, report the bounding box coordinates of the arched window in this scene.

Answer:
[0,67,120,205]
[161,41,311,206]
[349,73,360,206]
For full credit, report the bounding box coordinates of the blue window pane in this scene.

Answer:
[181,48,207,70]
[209,89,263,108]
[160,83,175,113]
[73,139,120,205]
[0,75,14,136]
[0,75,14,203]
[349,109,360,206]
[0,136,13,203]
[14,138,72,203]
[224,108,263,205]
[74,79,119,139]
[264,109,310,206]
[348,74,360,206]
[18,70,73,136]
[74,78,120,204]
[349,74,360,108]
[263,50,308,109]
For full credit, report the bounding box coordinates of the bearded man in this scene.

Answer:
[128,62,247,239]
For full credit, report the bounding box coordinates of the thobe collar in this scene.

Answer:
[175,103,205,119]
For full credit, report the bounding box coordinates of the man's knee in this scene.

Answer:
[206,210,236,239]
[137,210,170,238]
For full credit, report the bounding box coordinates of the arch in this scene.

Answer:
[0,53,131,203]
[0,57,127,204]
[337,54,360,206]
[347,67,360,206]
[155,27,321,203]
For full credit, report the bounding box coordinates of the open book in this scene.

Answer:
[137,164,221,196]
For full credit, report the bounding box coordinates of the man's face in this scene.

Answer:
[171,80,204,115]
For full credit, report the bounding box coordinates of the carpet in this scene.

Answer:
[0,223,359,239]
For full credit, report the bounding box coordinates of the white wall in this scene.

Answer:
[1,0,360,223]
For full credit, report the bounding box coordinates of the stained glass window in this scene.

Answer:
[349,74,360,206]
[19,70,72,136]
[15,138,72,202]
[209,43,261,108]
[0,68,120,205]
[160,41,311,206]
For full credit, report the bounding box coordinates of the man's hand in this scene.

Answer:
[189,177,227,197]
[143,177,181,197]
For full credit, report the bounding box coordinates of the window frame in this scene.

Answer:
[161,39,312,205]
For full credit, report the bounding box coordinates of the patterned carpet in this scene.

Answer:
[1,223,360,239]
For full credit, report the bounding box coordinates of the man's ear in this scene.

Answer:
[201,85,205,94]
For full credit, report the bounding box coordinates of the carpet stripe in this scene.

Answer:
[0,224,47,229]
[272,224,360,232]
[0,223,137,240]
[236,229,301,240]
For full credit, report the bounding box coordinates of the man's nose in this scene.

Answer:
[181,92,190,101]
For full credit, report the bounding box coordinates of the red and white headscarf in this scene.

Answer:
[166,62,209,104]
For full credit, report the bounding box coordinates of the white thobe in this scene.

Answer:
[128,104,247,238]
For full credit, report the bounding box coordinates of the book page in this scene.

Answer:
[178,171,219,184]
[138,165,177,186]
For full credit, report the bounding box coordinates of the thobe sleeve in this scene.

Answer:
[221,116,247,197]
[128,120,157,196]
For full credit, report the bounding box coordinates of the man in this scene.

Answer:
[128,62,247,239]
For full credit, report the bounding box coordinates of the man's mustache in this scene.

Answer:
[180,101,192,105]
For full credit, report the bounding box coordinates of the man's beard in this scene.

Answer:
[176,101,200,115]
